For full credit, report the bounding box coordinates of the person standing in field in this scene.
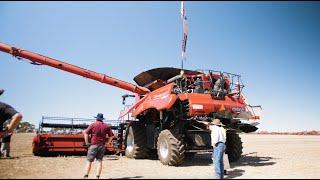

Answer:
[1,132,13,158]
[0,89,23,158]
[208,118,227,179]
[83,113,114,179]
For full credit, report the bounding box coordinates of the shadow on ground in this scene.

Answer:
[231,152,277,167]
[109,176,143,179]
[225,169,245,179]
[180,153,213,167]
[226,152,277,178]
[177,152,277,178]
[170,151,278,168]
[0,156,21,160]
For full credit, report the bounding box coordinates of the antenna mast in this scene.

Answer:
[180,1,188,70]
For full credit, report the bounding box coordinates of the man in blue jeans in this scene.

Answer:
[208,118,226,179]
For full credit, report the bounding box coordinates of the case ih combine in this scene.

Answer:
[0,42,261,166]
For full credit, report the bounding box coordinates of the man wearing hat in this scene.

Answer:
[208,118,227,179]
[0,89,23,158]
[83,113,114,179]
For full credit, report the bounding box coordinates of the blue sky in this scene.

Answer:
[0,2,319,132]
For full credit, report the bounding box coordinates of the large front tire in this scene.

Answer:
[225,131,243,162]
[157,130,185,166]
[125,125,149,159]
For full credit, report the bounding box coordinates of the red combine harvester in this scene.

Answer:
[32,116,126,156]
[0,42,261,166]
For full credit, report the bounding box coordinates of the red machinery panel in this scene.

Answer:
[32,116,126,156]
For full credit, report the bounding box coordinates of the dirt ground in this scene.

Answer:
[0,133,319,179]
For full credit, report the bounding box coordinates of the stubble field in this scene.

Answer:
[0,133,319,179]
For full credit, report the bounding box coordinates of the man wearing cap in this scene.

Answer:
[194,76,204,93]
[0,89,23,158]
[209,118,227,179]
[83,113,114,179]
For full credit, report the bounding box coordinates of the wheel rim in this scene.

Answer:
[160,139,169,159]
[126,133,134,152]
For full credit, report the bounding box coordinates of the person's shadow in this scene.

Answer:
[225,152,277,179]
[109,176,143,179]
[225,169,245,179]
[232,152,277,167]
[0,156,20,160]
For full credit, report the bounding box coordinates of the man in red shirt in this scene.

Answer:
[83,113,114,179]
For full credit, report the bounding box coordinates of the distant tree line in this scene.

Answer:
[15,121,36,133]
[254,130,320,135]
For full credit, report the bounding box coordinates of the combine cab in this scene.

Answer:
[32,116,126,156]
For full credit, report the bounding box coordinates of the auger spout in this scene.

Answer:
[0,42,150,95]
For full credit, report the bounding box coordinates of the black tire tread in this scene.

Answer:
[157,130,185,166]
[125,125,149,159]
[225,132,243,162]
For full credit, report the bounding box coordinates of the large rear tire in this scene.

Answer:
[225,131,243,162]
[125,125,149,159]
[157,129,185,166]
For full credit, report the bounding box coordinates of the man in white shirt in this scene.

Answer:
[208,118,226,179]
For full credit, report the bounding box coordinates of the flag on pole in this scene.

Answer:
[180,1,188,62]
